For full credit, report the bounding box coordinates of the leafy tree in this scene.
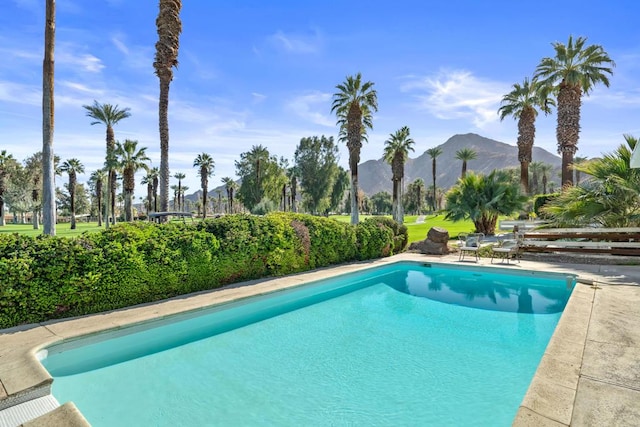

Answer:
[193,153,215,219]
[88,169,106,226]
[542,135,640,227]
[0,150,18,226]
[498,77,554,193]
[24,153,43,229]
[403,178,426,215]
[331,73,378,224]
[173,172,186,211]
[114,139,150,221]
[455,147,477,179]
[328,167,349,214]
[154,0,182,213]
[59,158,85,229]
[445,170,526,235]
[535,35,615,186]
[42,0,56,235]
[236,145,283,211]
[426,147,443,211]
[370,191,393,215]
[58,183,90,220]
[294,136,339,215]
[83,100,131,227]
[383,126,415,224]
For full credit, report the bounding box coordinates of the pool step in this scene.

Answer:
[0,394,59,427]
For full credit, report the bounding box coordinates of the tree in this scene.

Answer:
[193,153,214,219]
[141,171,154,217]
[173,172,186,211]
[114,139,150,221]
[236,145,283,212]
[58,183,89,220]
[151,167,159,212]
[383,126,415,224]
[24,153,43,230]
[331,72,378,225]
[535,35,615,186]
[221,177,236,213]
[0,150,18,226]
[154,0,183,213]
[171,185,179,210]
[542,135,640,227]
[59,158,84,229]
[445,170,527,235]
[498,77,554,194]
[83,101,131,227]
[455,148,477,180]
[572,156,588,186]
[529,161,543,195]
[294,136,339,215]
[370,191,393,215]
[426,147,443,211]
[42,0,56,235]
[88,169,106,226]
[539,163,553,194]
[328,167,349,214]
[403,178,426,215]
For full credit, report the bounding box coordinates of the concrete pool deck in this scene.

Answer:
[0,253,639,426]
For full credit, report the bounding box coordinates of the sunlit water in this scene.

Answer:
[44,262,574,426]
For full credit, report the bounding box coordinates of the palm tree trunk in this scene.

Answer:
[159,79,170,213]
[104,176,110,228]
[42,0,56,236]
[557,83,581,187]
[124,190,132,221]
[96,182,102,227]
[520,161,529,195]
[70,185,76,229]
[110,170,117,224]
[391,179,398,222]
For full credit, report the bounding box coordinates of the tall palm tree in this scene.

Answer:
[114,139,150,221]
[331,72,378,225]
[0,150,16,226]
[181,185,189,212]
[572,156,588,186]
[83,100,132,227]
[193,153,215,219]
[539,163,553,194]
[383,126,415,224]
[59,158,84,229]
[221,177,236,213]
[154,0,183,213]
[89,169,106,226]
[535,35,615,186]
[173,172,186,211]
[141,172,153,218]
[426,147,443,211]
[42,0,56,235]
[171,184,179,210]
[455,148,477,179]
[529,161,543,195]
[498,77,554,194]
[150,167,159,212]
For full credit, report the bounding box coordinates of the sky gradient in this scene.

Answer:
[2,0,639,199]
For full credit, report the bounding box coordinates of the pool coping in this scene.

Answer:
[1,253,639,426]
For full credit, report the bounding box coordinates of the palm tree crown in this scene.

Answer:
[331,72,378,225]
[455,148,477,179]
[60,158,85,229]
[498,77,554,193]
[535,35,615,186]
[115,139,150,221]
[383,126,415,223]
[193,153,215,219]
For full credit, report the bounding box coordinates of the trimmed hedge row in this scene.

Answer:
[0,213,408,329]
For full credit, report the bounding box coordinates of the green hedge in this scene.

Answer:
[0,213,408,329]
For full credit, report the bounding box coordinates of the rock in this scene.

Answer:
[427,226,449,243]
[408,226,450,255]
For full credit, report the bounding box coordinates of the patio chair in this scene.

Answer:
[458,232,484,262]
[490,233,522,264]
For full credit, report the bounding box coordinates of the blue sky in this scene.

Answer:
[1,0,639,199]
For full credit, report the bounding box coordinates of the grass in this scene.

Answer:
[1,215,477,244]
[330,214,476,243]
[0,222,105,237]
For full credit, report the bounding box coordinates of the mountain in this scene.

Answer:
[358,133,561,195]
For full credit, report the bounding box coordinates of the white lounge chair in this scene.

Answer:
[490,233,522,264]
[458,233,484,262]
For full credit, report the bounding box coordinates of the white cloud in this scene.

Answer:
[401,69,508,128]
[268,30,322,54]
[251,92,267,104]
[111,35,130,55]
[0,80,40,105]
[58,50,105,73]
[285,91,334,127]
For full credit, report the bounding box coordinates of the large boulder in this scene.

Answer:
[409,226,450,255]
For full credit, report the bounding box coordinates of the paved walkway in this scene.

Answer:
[1,253,639,426]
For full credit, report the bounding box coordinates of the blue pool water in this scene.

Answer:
[43,262,575,426]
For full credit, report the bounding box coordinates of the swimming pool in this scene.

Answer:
[41,261,575,426]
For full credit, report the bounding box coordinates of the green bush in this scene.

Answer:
[533,193,560,218]
[0,213,405,329]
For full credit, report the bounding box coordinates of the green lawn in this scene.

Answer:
[0,222,105,237]
[330,214,476,243]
